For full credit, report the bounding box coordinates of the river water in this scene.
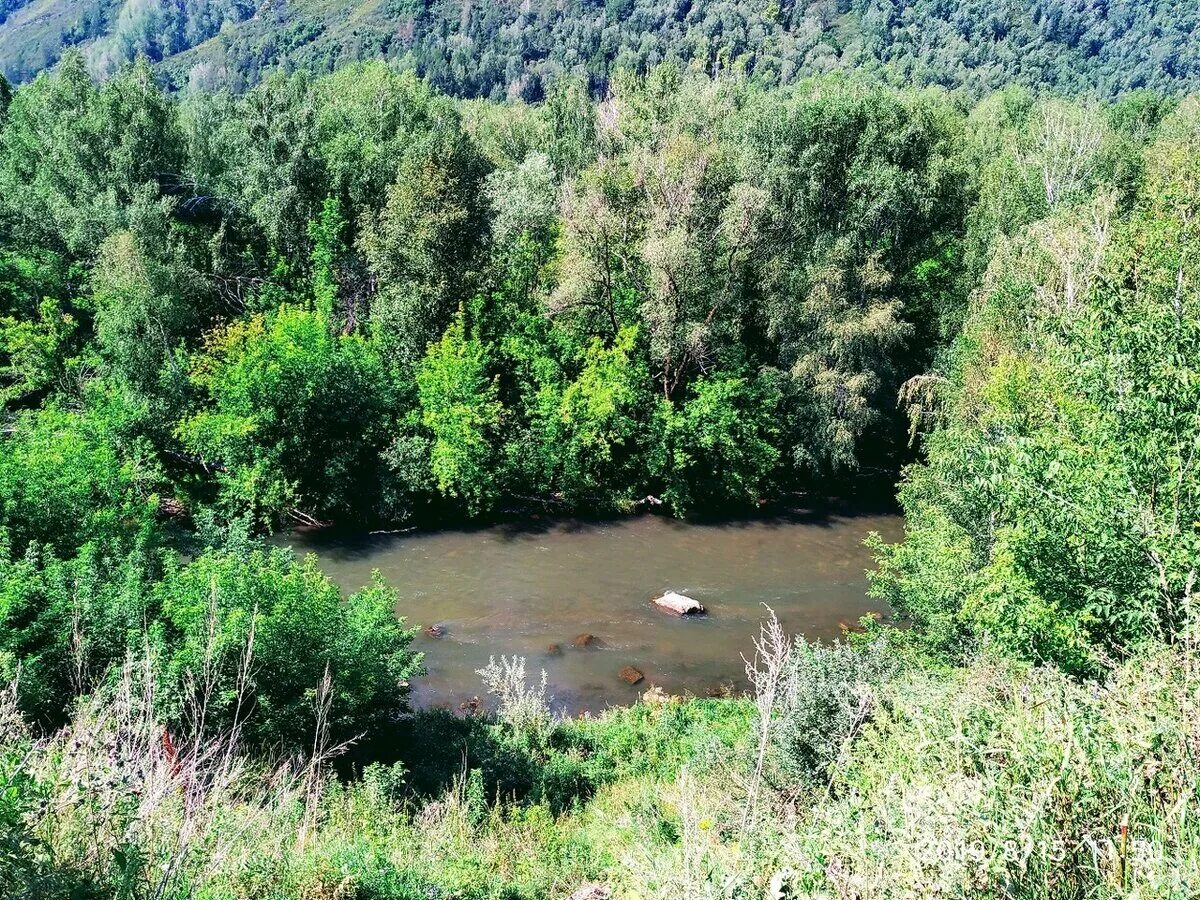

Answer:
[277,509,902,713]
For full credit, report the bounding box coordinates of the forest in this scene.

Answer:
[5,0,1200,98]
[0,39,1199,900]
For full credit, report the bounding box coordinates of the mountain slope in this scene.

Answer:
[4,0,1200,96]
[0,0,108,82]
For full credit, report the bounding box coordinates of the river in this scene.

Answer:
[277,508,902,713]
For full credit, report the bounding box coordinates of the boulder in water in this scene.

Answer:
[618,665,644,685]
[651,591,705,616]
[573,633,597,648]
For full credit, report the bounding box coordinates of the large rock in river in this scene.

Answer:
[651,591,705,616]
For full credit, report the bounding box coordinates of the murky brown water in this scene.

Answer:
[277,510,902,713]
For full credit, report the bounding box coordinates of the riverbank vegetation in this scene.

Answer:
[1,50,1199,898]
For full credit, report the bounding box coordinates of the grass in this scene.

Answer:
[2,638,1199,899]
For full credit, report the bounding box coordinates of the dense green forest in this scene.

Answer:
[5,0,1200,97]
[1,52,984,532]
[1,38,1200,900]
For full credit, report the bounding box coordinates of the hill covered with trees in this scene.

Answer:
[4,0,1200,97]
[1,27,1199,900]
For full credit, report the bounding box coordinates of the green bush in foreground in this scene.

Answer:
[0,533,422,753]
[0,537,156,728]
[156,543,423,752]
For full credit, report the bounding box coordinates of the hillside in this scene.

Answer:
[3,0,1200,96]
[3,11,1200,895]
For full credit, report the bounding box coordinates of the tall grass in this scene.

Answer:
[3,631,1199,899]
[758,646,1200,898]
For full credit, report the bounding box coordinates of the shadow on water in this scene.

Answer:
[289,490,901,554]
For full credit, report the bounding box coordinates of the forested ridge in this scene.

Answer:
[5,0,1200,97]
[1,40,1200,900]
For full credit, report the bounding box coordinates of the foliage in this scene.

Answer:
[550,325,651,507]
[415,309,505,515]
[10,0,1200,101]
[0,297,77,405]
[762,647,1200,898]
[872,116,1200,672]
[0,48,1198,900]
[0,403,160,556]
[0,54,181,254]
[4,641,1200,898]
[652,373,782,515]
[742,84,968,473]
[0,59,1079,524]
[357,126,491,369]
[767,636,899,790]
[178,304,391,525]
[0,538,156,727]
[155,543,422,751]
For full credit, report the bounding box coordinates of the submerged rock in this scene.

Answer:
[618,665,644,685]
[546,642,563,655]
[424,623,447,638]
[651,591,705,616]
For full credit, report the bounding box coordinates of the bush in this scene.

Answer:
[651,372,782,516]
[178,304,393,525]
[156,543,422,752]
[0,404,160,556]
[0,530,426,751]
[771,647,1200,897]
[0,538,157,727]
[767,637,899,791]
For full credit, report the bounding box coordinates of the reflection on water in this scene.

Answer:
[276,509,902,714]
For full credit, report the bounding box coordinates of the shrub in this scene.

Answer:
[415,309,505,515]
[651,372,782,515]
[0,404,160,556]
[156,543,422,752]
[771,647,1200,897]
[767,637,899,791]
[0,538,157,727]
[178,304,393,525]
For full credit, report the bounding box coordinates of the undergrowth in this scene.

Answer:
[2,631,1198,899]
